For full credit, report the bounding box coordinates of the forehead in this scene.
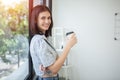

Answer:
[38,11,51,17]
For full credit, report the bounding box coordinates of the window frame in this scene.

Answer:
[25,0,34,79]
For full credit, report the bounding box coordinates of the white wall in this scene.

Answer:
[53,0,120,80]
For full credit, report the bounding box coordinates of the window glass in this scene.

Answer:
[0,0,29,80]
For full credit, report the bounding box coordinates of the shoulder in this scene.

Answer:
[32,34,44,39]
[30,34,46,46]
[31,34,44,42]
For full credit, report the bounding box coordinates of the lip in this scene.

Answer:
[44,24,50,27]
[43,25,49,29]
[44,25,49,27]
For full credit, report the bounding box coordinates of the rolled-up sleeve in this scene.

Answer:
[35,38,56,68]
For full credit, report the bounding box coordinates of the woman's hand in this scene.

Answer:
[39,65,46,71]
[66,33,77,49]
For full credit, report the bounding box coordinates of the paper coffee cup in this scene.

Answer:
[66,31,74,39]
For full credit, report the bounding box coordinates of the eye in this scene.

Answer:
[41,16,45,20]
[48,16,51,20]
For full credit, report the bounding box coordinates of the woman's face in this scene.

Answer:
[37,11,51,33]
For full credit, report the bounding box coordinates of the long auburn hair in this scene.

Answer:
[30,5,53,37]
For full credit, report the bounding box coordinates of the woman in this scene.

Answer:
[30,5,77,80]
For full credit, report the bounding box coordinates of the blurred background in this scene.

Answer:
[0,0,120,80]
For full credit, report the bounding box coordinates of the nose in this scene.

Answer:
[45,19,49,24]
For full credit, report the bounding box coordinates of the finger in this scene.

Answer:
[70,33,75,38]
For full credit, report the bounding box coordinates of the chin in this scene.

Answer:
[43,29,48,32]
[42,26,49,31]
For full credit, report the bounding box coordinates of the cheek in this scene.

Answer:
[36,22,41,30]
[49,19,51,24]
[37,19,42,26]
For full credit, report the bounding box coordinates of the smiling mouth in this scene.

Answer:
[44,24,50,27]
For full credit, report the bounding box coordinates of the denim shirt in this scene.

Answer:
[30,34,58,77]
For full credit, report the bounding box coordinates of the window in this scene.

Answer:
[0,0,29,80]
